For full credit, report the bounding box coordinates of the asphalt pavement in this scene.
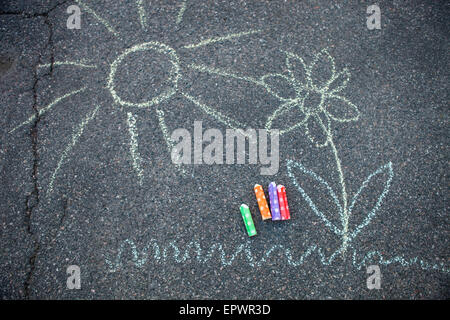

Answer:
[0,0,448,299]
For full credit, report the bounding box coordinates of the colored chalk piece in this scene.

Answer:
[254,184,271,220]
[240,204,257,237]
[268,182,281,221]
[277,185,291,220]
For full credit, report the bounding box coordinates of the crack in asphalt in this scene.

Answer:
[0,1,67,18]
[1,0,68,299]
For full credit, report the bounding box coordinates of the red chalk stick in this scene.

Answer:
[277,185,290,220]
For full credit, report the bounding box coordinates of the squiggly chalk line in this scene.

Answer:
[105,239,449,273]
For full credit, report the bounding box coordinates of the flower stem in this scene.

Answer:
[328,137,349,257]
[315,114,349,256]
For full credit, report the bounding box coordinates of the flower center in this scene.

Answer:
[302,90,324,116]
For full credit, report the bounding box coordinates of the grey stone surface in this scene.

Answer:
[0,0,448,299]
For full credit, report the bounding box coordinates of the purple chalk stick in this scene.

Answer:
[268,182,281,221]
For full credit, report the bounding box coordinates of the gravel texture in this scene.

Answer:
[0,0,448,299]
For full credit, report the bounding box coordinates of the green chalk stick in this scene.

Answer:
[240,204,257,237]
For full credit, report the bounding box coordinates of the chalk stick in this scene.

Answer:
[254,184,271,220]
[277,185,290,220]
[240,204,257,237]
[268,182,281,221]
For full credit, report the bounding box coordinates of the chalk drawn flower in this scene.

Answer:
[264,49,360,147]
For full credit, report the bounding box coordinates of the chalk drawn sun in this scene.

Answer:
[9,0,261,195]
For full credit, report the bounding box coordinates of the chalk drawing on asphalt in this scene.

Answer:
[7,1,447,276]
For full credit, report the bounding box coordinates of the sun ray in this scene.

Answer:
[9,87,87,134]
[155,108,187,175]
[47,105,100,196]
[75,0,119,37]
[176,1,187,25]
[38,61,97,70]
[136,0,147,30]
[126,112,144,185]
[187,63,262,85]
[182,29,261,49]
[180,92,247,131]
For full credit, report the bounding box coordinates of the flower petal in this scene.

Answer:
[327,68,350,94]
[324,95,360,122]
[265,100,308,135]
[283,51,308,89]
[304,112,331,147]
[260,73,297,100]
[308,49,336,90]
